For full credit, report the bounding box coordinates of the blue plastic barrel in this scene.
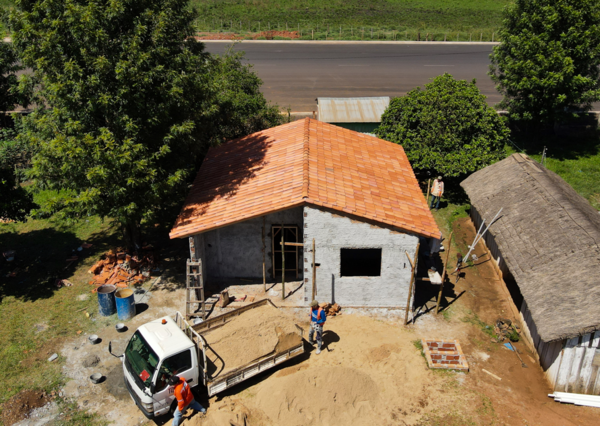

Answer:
[115,289,136,320]
[97,285,117,316]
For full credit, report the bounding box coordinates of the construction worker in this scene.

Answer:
[168,375,206,426]
[430,176,444,210]
[308,300,326,354]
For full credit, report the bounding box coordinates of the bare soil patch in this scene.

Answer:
[1,389,52,426]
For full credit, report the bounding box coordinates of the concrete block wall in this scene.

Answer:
[196,207,304,281]
[303,206,419,307]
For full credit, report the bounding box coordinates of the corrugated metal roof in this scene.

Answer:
[318,97,390,123]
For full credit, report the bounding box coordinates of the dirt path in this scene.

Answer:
[413,217,599,426]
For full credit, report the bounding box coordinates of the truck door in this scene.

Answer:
[152,349,197,415]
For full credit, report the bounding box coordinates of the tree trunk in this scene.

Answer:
[122,218,142,252]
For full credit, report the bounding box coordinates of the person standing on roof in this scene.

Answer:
[308,300,326,354]
[169,375,206,425]
[430,176,444,210]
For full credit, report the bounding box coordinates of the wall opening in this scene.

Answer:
[340,248,381,277]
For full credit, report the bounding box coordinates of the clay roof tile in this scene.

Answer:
[170,119,440,239]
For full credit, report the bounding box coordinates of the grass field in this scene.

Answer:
[0,217,120,424]
[190,0,510,40]
[1,0,510,40]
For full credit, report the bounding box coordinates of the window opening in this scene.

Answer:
[340,248,382,277]
[154,350,192,392]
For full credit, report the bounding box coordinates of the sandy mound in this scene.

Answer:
[186,314,474,426]
[255,366,378,426]
[202,304,302,376]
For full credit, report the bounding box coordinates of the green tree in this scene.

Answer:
[8,0,281,248]
[375,73,508,178]
[489,0,600,126]
[0,42,33,221]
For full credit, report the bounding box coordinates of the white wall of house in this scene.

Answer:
[192,207,304,282]
[302,206,419,307]
[521,297,600,395]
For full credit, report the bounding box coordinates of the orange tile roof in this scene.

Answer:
[170,118,440,239]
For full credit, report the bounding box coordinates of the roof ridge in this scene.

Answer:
[301,118,310,199]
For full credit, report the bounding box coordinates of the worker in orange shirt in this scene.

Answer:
[168,375,206,425]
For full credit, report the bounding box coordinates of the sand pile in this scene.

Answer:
[183,314,471,426]
[255,366,379,426]
[203,304,302,376]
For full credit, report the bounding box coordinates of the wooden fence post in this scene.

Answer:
[404,243,420,325]
[311,239,316,301]
[262,217,266,293]
[436,232,453,314]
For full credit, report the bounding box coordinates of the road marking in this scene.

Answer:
[424,65,455,67]
[338,64,371,67]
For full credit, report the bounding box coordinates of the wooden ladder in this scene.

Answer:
[186,259,206,320]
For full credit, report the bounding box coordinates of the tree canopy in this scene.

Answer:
[0,42,33,221]
[8,0,281,247]
[489,0,600,126]
[375,73,509,179]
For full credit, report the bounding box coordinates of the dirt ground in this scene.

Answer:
[19,216,600,425]
[1,390,52,425]
[57,277,189,426]
[176,216,600,426]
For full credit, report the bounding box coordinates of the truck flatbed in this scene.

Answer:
[178,299,305,396]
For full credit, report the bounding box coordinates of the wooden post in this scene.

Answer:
[311,238,316,301]
[403,243,420,326]
[426,179,431,205]
[262,217,266,293]
[436,231,453,314]
[281,224,285,300]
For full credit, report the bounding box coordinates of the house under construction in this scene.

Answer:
[170,118,440,309]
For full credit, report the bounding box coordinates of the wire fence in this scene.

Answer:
[194,20,500,42]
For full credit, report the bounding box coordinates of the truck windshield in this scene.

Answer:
[125,331,159,388]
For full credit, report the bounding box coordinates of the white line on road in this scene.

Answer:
[338,65,371,67]
[424,65,456,67]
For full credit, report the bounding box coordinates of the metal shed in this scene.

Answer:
[317,97,390,134]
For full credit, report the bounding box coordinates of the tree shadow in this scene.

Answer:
[510,121,600,161]
[173,134,273,227]
[0,224,118,302]
[412,249,465,321]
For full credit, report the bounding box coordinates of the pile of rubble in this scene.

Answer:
[319,302,342,316]
[88,246,156,291]
[492,318,521,343]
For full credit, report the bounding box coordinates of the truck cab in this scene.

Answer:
[120,315,199,418]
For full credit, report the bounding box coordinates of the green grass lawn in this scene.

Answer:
[0,217,121,425]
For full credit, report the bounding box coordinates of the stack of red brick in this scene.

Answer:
[318,302,342,316]
[421,339,469,371]
[88,246,156,291]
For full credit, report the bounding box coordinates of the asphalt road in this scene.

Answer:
[203,42,500,112]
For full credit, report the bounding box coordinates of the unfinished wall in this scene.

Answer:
[197,207,304,282]
[303,206,419,307]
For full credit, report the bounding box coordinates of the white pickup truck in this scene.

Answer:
[109,299,305,419]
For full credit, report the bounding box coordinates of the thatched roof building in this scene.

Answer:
[461,153,600,343]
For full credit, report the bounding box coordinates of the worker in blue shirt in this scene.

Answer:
[308,300,326,354]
